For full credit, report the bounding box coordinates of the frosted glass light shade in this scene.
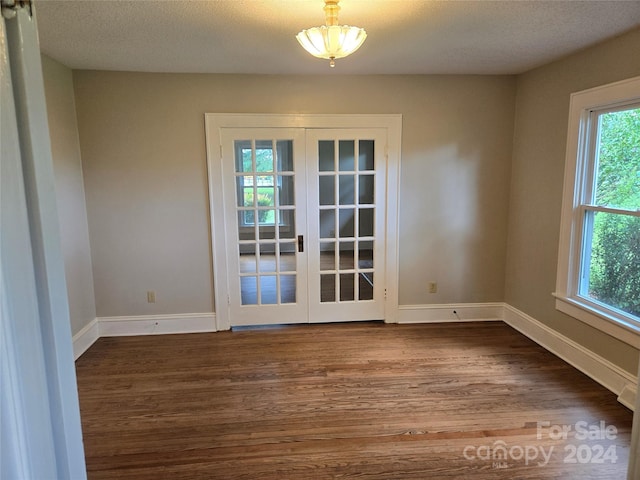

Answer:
[296,25,367,62]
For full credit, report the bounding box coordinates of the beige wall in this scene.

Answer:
[41,55,96,336]
[71,73,516,317]
[505,27,640,375]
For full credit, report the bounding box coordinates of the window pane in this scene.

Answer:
[276,140,294,172]
[321,274,336,302]
[239,211,256,235]
[359,208,374,237]
[340,273,355,301]
[280,274,296,304]
[339,140,355,171]
[319,141,334,171]
[339,208,355,237]
[339,242,354,270]
[258,244,276,271]
[359,273,374,300]
[279,176,294,206]
[359,140,374,171]
[582,210,640,318]
[239,244,256,273]
[260,276,277,304]
[240,276,257,305]
[255,141,274,172]
[319,176,335,205]
[237,176,254,208]
[339,175,355,205]
[279,211,295,238]
[320,210,335,238]
[235,141,252,173]
[320,242,335,271]
[359,241,374,269]
[359,175,374,204]
[594,107,640,209]
[259,220,276,239]
[279,246,296,272]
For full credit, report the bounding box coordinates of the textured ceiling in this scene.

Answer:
[36,0,640,75]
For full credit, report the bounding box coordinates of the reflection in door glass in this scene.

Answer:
[359,273,374,300]
[320,210,336,238]
[280,245,296,272]
[281,274,296,303]
[277,140,294,172]
[340,273,355,301]
[320,242,335,271]
[359,175,374,204]
[319,141,335,171]
[258,244,276,272]
[359,208,374,237]
[279,211,295,239]
[239,244,257,273]
[339,140,355,171]
[339,209,355,237]
[233,137,298,309]
[319,176,335,205]
[321,274,336,302]
[260,276,277,304]
[339,175,355,205]
[339,242,355,269]
[258,221,276,240]
[359,240,374,269]
[255,141,274,172]
[279,176,295,206]
[241,276,257,305]
[358,140,375,171]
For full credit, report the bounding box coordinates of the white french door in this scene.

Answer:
[306,129,387,323]
[221,128,309,326]
[220,127,387,327]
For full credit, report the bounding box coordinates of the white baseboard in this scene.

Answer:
[72,304,638,411]
[72,318,100,360]
[398,302,504,324]
[98,313,216,337]
[73,313,217,359]
[503,304,637,411]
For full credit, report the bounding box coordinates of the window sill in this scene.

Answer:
[553,294,640,348]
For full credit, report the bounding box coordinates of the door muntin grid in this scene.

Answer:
[318,139,376,303]
[234,139,297,305]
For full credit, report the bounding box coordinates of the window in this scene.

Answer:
[556,76,640,346]
[235,140,295,227]
[240,145,278,225]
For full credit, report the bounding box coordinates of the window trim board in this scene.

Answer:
[556,75,640,348]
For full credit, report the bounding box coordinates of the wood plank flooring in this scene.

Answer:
[75,322,633,479]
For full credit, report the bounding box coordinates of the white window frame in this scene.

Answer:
[555,75,640,348]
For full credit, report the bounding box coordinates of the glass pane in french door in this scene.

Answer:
[222,128,308,327]
[307,130,386,323]
[234,139,297,305]
[317,139,376,303]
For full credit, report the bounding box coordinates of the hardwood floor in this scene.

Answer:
[75,322,633,479]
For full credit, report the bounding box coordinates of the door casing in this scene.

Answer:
[205,114,402,330]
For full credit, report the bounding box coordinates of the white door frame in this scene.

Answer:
[205,114,402,331]
[2,4,86,478]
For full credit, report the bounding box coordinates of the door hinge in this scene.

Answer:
[384,288,387,299]
[219,144,223,159]
[227,294,231,305]
[1,0,31,19]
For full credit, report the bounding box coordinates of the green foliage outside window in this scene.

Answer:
[242,147,276,225]
[587,108,640,317]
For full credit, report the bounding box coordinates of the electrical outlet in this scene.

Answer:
[147,290,156,303]
[428,281,437,294]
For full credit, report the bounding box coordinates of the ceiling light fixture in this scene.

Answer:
[296,0,367,68]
